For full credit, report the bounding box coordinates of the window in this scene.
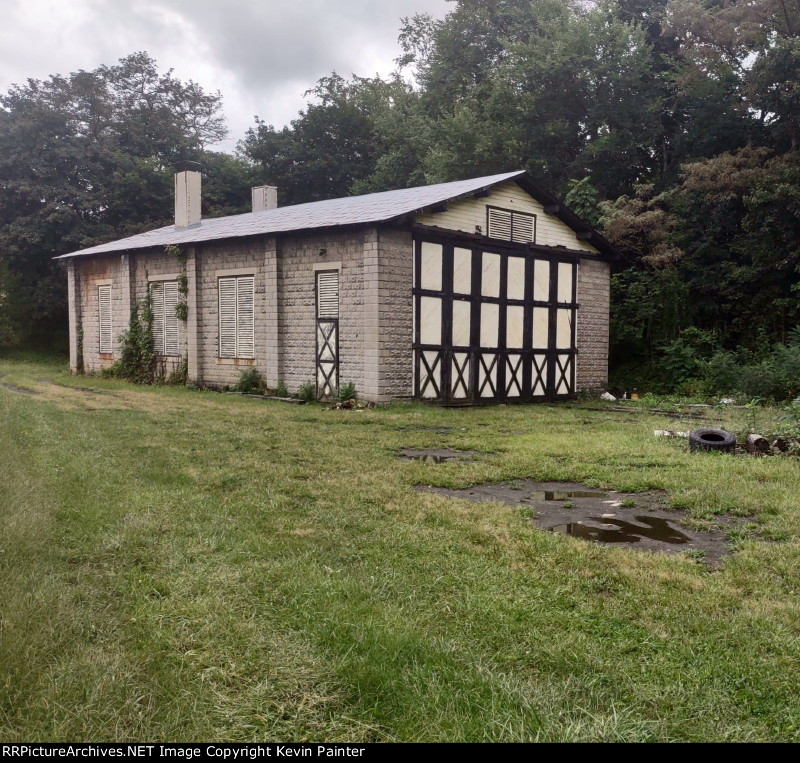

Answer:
[151,280,180,356]
[218,275,255,358]
[487,207,536,244]
[98,284,112,354]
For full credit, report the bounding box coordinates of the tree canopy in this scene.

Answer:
[3,1,800,394]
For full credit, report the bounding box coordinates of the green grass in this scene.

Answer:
[2,352,800,742]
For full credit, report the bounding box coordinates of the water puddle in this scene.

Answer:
[532,490,609,501]
[550,516,690,545]
[416,480,734,565]
[0,381,38,395]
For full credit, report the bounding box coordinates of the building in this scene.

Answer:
[57,163,615,403]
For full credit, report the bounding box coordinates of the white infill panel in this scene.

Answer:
[98,284,112,354]
[506,355,523,397]
[557,308,573,350]
[533,260,550,302]
[557,262,574,303]
[532,307,549,349]
[452,299,471,347]
[481,252,501,298]
[451,353,470,399]
[533,355,548,397]
[317,271,339,318]
[480,303,499,349]
[506,305,524,349]
[420,242,443,291]
[453,248,472,294]
[218,277,238,358]
[507,257,525,300]
[420,296,442,346]
[421,351,441,399]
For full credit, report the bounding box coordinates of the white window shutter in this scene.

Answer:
[317,271,339,319]
[163,281,180,356]
[218,277,238,358]
[236,276,255,359]
[98,284,112,354]
[488,208,512,241]
[151,281,165,355]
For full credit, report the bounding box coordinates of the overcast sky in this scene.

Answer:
[0,0,451,152]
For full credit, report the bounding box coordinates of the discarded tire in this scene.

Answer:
[688,428,736,453]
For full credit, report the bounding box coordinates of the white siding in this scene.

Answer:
[416,181,599,253]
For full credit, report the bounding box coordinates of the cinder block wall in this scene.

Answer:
[576,257,611,392]
[132,250,188,375]
[194,238,271,388]
[278,230,366,394]
[75,256,120,373]
[374,228,413,400]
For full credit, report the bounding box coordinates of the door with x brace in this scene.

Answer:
[413,237,577,403]
[316,270,339,400]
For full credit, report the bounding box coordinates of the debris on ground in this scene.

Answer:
[746,434,771,455]
[654,430,690,439]
[719,397,736,405]
[689,428,737,453]
[326,400,374,411]
[600,391,617,401]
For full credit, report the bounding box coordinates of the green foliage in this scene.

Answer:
[175,302,188,322]
[275,381,289,398]
[103,296,159,384]
[296,382,316,403]
[166,358,188,387]
[337,382,357,403]
[233,368,264,394]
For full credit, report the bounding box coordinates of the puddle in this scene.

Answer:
[416,480,734,565]
[0,382,38,395]
[532,490,609,501]
[400,448,487,464]
[551,516,690,545]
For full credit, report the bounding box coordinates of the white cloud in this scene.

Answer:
[0,0,451,151]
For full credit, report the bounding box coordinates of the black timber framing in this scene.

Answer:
[412,228,581,405]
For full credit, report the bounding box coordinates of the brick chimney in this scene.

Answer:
[251,185,278,212]
[174,161,202,229]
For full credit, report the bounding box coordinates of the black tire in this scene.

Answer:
[689,428,737,453]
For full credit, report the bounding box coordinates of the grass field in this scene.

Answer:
[2,352,800,742]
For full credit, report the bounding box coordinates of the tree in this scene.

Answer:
[0,52,231,345]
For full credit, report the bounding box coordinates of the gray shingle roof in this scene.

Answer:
[56,170,527,259]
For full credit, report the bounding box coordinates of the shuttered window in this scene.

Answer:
[151,280,180,356]
[218,276,255,359]
[98,284,112,354]
[317,271,339,319]
[487,207,536,244]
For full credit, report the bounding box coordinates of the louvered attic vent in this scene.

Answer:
[317,271,340,319]
[487,207,536,244]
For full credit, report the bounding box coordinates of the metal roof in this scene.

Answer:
[56,171,528,259]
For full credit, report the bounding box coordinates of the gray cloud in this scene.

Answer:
[0,0,451,150]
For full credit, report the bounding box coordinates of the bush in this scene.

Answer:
[233,368,264,394]
[338,382,357,402]
[296,382,316,403]
[275,381,289,398]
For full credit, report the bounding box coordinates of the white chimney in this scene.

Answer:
[252,185,278,213]
[174,161,202,229]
